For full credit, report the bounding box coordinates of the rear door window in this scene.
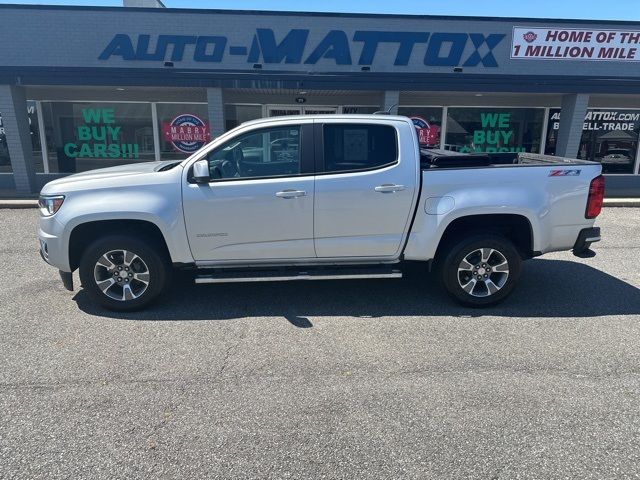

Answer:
[321,124,398,173]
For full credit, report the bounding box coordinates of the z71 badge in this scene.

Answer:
[549,169,581,176]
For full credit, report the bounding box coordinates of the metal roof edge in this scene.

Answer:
[0,3,638,26]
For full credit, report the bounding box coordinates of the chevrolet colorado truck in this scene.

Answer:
[38,115,604,311]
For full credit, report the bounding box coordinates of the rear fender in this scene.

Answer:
[404,187,540,261]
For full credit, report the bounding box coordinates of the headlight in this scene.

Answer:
[38,195,65,216]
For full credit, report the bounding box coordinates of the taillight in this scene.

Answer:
[585,175,605,219]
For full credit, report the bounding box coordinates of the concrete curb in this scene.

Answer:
[0,199,38,209]
[603,199,640,207]
[1,198,639,209]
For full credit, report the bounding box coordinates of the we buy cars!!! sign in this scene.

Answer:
[511,27,640,61]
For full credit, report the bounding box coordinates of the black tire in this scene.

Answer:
[78,234,171,311]
[438,234,521,307]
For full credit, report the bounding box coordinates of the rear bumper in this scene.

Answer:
[573,227,601,258]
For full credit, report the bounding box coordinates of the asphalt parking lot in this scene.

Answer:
[1,208,639,479]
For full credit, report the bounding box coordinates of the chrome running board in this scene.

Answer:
[195,267,402,284]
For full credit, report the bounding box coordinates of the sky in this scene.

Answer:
[0,0,639,21]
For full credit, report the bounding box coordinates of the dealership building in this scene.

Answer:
[1,1,640,195]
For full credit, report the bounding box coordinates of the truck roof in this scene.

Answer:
[240,114,412,128]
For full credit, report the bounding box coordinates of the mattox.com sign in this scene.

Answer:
[511,27,640,61]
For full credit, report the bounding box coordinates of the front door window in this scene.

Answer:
[207,126,301,180]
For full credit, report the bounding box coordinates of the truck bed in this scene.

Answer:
[406,148,603,263]
[420,149,597,170]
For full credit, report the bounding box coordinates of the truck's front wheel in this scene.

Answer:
[78,235,171,311]
[440,234,521,307]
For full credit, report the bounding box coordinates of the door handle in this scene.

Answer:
[374,184,405,193]
[275,189,307,198]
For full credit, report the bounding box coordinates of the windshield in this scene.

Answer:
[605,149,630,156]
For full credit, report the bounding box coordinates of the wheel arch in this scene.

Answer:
[68,219,171,272]
[434,213,535,262]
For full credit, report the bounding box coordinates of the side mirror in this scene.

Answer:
[192,159,210,184]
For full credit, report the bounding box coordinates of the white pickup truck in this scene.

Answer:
[38,115,604,311]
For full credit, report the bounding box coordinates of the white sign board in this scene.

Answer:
[511,27,640,61]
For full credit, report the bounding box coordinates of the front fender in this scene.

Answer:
[54,183,193,267]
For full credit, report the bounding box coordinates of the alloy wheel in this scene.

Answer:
[93,249,150,301]
[457,247,510,298]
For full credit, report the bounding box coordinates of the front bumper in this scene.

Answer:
[38,227,65,268]
[572,227,601,258]
[59,270,74,291]
[38,215,71,272]
[38,229,55,265]
[39,233,74,291]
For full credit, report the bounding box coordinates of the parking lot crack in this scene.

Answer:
[218,328,247,377]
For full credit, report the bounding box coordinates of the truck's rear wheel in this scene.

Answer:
[439,234,521,307]
[79,235,170,311]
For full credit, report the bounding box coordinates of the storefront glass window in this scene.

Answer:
[0,102,43,173]
[41,102,154,173]
[225,104,263,131]
[446,108,544,153]
[28,101,45,173]
[156,103,210,161]
[398,107,443,148]
[545,108,640,174]
[0,111,9,173]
